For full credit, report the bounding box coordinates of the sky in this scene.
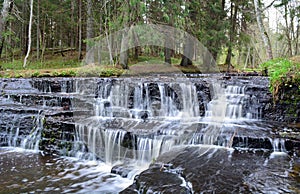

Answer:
[264,0,282,31]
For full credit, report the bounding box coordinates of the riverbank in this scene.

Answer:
[260,57,300,123]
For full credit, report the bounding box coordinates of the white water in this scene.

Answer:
[93,79,200,119]
[205,82,259,122]
[6,111,44,152]
[1,77,290,193]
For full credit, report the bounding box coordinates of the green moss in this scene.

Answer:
[77,65,124,77]
[31,71,40,77]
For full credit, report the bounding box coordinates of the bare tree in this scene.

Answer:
[23,0,34,68]
[253,0,273,60]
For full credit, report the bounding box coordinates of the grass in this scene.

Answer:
[0,53,202,78]
[0,52,81,70]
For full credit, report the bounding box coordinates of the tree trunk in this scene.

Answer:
[41,15,47,61]
[0,0,13,58]
[295,19,300,55]
[23,0,34,68]
[225,2,238,72]
[70,1,75,49]
[120,29,129,69]
[164,47,172,65]
[86,0,94,64]
[36,0,40,60]
[78,0,83,60]
[86,0,94,53]
[164,34,172,65]
[253,0,273,60]
[132,29,140,60]
[284,3,293,56]
[180,35,193,66]
[119,0,130,69]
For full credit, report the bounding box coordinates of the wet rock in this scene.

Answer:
[264,81,300,123]
[125,145,299,193]
[111,165,134,178]
[121,163,191,194]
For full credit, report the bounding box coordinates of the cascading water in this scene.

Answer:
[3,111,44,152]
[190,81,285,151]
[0,77,298,193]
[205,82,258,121]
[21,112,44,151]
[73,78,202,171]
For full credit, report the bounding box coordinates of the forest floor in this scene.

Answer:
[0,51,204,78]
[0,50,299,79]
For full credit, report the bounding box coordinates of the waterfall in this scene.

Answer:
[179,82,199,118]
[134,134,177,165]
[75,119,129,164]
[205,82,258,122]
[270,138,286,153]
[76,79,255,166]
[21,112,44,151]
[190,81,261,147]
[5,111,44,152]
[92,79,199,119]
[74,118,186,166]
[1,77,297,193]
[157,83,179,117]
[75,78,201,165]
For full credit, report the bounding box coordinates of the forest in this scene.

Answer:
[0,0,300,75]
[0,2,300,192]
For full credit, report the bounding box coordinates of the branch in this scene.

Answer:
[262,0,276,12]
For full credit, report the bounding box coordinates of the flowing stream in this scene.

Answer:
[0,76,299,193]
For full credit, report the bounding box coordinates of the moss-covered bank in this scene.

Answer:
[261,57,300,123]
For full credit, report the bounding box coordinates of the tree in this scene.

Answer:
[85,0,94,63]
[78,0,83,60]
[274,0,300,56]
[179,0,196,67]
[0,0,14,58]
[180,0,227,67]
[23,0,34,68]
[253,0,273,60]
[225,1,239,72]
[36,0,40,60]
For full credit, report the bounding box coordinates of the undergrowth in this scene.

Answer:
[260,58,300,95]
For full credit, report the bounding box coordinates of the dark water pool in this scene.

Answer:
[0,148,139,193]
[1,146,299,193]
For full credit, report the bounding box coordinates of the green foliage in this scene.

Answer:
[77,65,124,77]
[260,58,300,92]
[0,58,81,71]
[31,71,40,77]
[50,69,78,77]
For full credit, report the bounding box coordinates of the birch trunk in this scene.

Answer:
[23,0,34,68]
[253,0,273,60]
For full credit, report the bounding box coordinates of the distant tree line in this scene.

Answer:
[0,0,299,71]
